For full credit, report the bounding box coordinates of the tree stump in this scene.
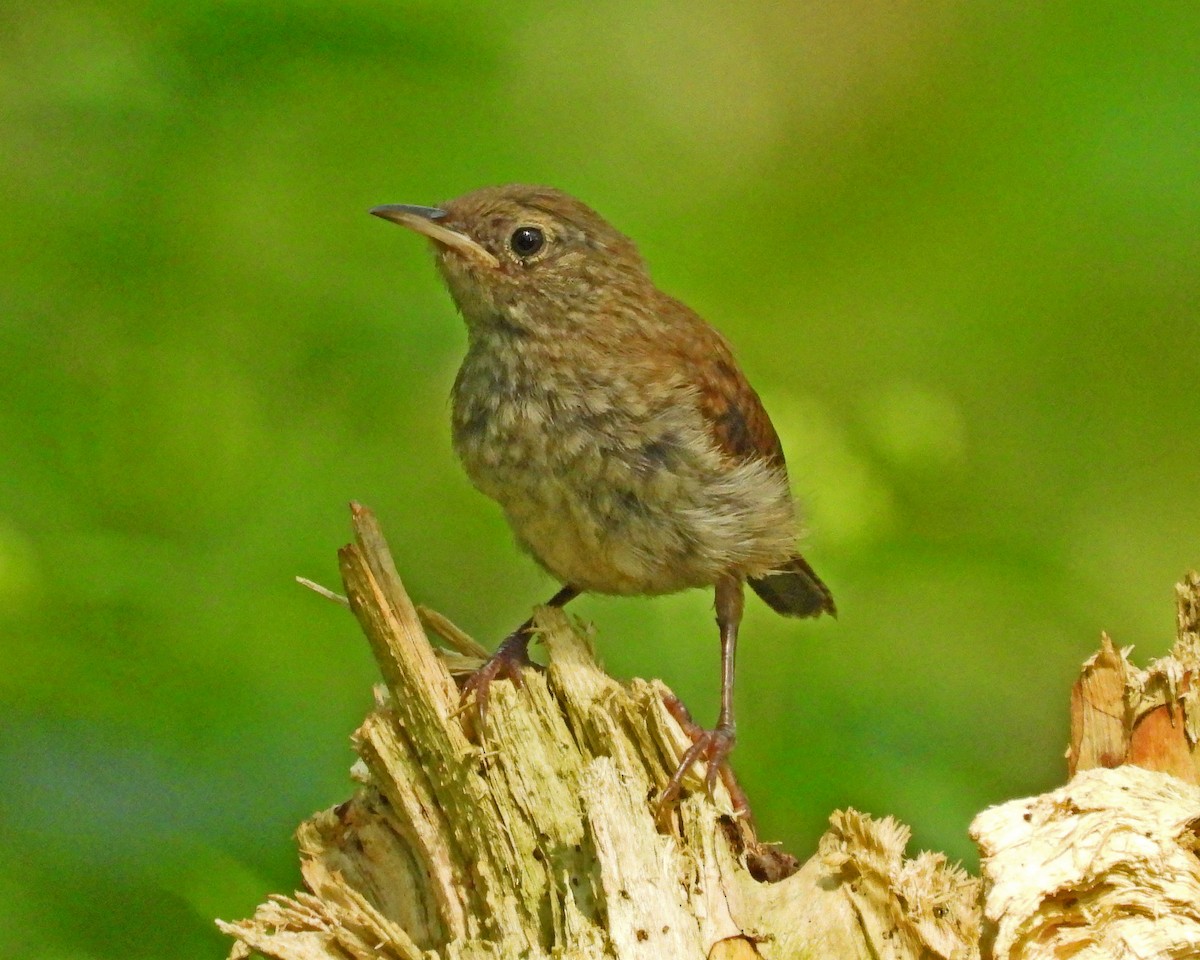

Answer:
[219,506,1200,959]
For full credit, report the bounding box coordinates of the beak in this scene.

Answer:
[370,204,499,268]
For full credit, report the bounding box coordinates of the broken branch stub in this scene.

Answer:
[219,505,1200,958]
[1068,570,1200,783]
[219,503,982,959]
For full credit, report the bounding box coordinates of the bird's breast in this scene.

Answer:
[451,341,679,506]
[449,336,796,594]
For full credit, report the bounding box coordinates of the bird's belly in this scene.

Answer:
[505,482,683,595]
[452,393,796,595]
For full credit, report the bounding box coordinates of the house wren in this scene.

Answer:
[371,185,834,808]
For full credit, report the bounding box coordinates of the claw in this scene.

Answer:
[704,733,728,795]
[657,725,737,817]
[655,692,751,826]
[457,628,534,736]
[455,586,580,740]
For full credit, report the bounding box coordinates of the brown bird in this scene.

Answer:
[371,185,834,809]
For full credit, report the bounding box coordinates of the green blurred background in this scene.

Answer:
[2,2,1197,956]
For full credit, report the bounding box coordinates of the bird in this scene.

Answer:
[370,185,834,810]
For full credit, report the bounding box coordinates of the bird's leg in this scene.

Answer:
[460,584,579,734]
[658,575,746,816]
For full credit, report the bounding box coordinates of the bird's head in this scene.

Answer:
[371,185,652,333]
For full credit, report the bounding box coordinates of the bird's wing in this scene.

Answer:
[651,296,836,618]
[656,296,788,472]
[692,345,788,471]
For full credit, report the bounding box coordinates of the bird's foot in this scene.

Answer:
[657,696,797,878]
[458,628,534,737]
[656,693,749,823]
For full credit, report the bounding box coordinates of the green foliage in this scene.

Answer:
[2,3,1197,955]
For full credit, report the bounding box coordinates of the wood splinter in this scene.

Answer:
[219,506,1200,960]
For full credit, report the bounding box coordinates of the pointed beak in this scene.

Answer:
[370,204,499,268]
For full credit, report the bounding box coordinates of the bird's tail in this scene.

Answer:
[749,554,836,618]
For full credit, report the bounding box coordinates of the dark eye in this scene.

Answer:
[510,226,545,258]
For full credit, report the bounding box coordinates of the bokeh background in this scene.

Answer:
[3,2,1198,956]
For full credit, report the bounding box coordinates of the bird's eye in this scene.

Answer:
[510,226,545,258]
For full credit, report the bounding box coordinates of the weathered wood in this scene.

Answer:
[220,506,1200,959]
[972,766,1200,959]
[1068,571,1200,784]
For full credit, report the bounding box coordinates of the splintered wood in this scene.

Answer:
[972,767,1200,960]
[973,571,1200,960]
[1068,571,1200,783]
[219,506,1200,959]
[219,504,979,959]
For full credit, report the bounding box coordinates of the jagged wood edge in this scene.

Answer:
[219,504,1036,958]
